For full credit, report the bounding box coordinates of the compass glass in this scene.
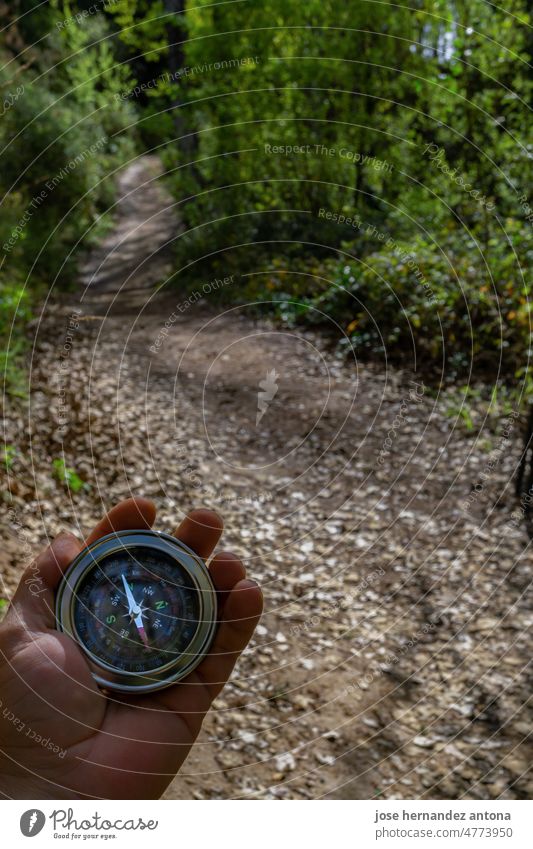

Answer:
[72,546,201,674]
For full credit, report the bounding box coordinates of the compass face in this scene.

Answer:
[56,531,217,693]
[73,547,200,674]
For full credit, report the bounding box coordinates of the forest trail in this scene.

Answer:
[1,157,530,800]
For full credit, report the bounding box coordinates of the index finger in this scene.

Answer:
[172,508,223,560]
[85,497,156,544]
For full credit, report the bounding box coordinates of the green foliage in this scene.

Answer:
[3,444,18,471]
[443,382,519,437]
[0,10,136,277]
[145,0,531,385]
[52,457,88,493]
[164,0,421,272]
[1,0,532,394]
[207,214,532,382]
[0,1,139,397]
[0,283,32,397]
[308,220,531,378]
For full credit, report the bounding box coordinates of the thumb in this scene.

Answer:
[7,532,82,632]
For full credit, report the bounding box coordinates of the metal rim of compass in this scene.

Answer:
[55,529,218,693]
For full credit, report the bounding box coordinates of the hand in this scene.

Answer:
[0,498,263,799]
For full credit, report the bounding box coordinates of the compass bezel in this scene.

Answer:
[55,529,218,693]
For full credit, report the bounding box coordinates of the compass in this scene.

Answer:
[55,530,217,693]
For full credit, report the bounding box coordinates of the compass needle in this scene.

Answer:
[121,573,141,615]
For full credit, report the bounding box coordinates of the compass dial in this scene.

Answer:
[73,548,200,673]
[56,531,217,693]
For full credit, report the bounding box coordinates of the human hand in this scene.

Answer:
[0,497,263,799]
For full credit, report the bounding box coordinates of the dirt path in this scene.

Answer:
[1,157,531,800]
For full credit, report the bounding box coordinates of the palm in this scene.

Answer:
[0,499,262,799]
